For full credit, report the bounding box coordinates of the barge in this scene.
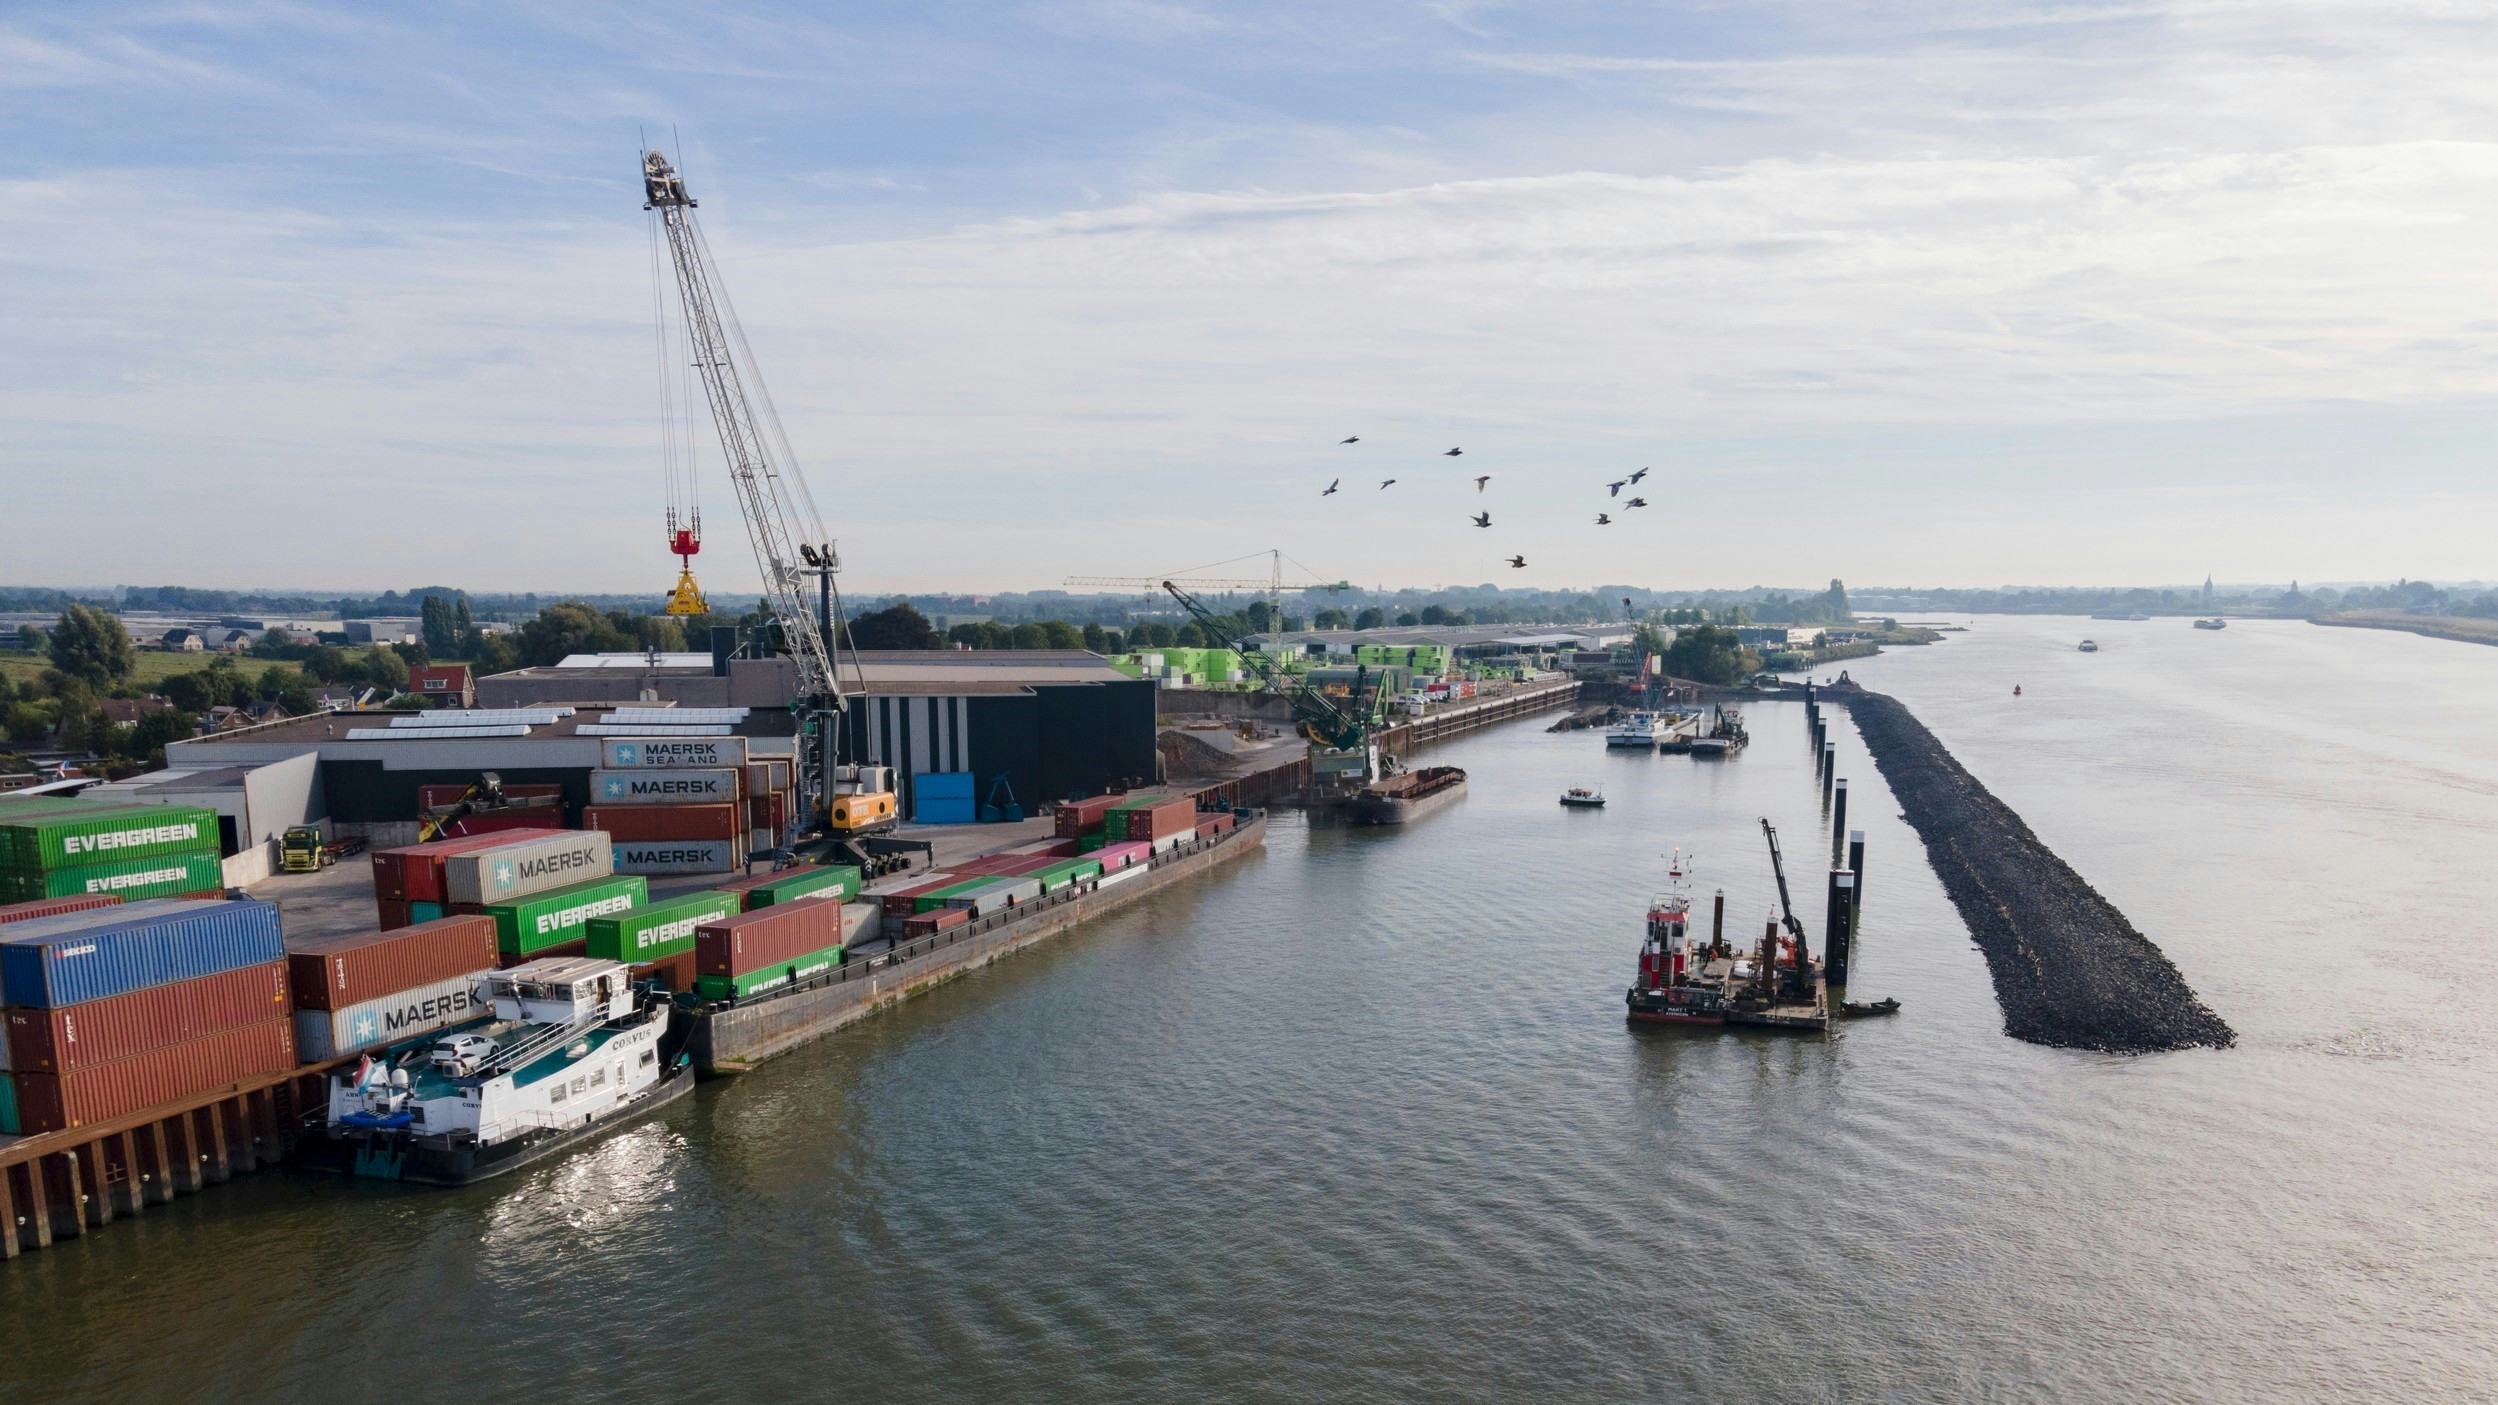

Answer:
[686,810,1266,1072]
[1345,767,1466,826]
[1624,848,1828,1034]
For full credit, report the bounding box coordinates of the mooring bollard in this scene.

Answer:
[1821,742,1836,795]
[1847,830,1866,934]
[1831,779,1849,861]
[1824,868,1855,986]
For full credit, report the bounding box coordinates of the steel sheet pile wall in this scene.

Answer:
[593,736,776,872]
[283,916,501,1058]
[0,800,225,905]
[0,898,293,1134]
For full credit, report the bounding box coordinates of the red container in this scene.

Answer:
[0,894,122,926]
[1124,798,1201,841]
[696,902,846,977]
[498,938,587,970]
[629,950,700,992]
[900,907,971,938]
[12,1017,297,1134]
[287,915,500,1012]
[371,829,567,904]
[444,810,569,838]
[1053,794,1121,837]
[746,793,787,830]
[877,876,969,917]
[376,898,412,931]
[1195,819,1220,840]
[5,959,291,1074]
[581,803,743,843]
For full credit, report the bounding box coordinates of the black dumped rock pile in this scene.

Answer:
[1839,688,2234,1053]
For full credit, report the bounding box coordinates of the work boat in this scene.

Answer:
[306,957,691,1186]
[1624,854,1732,1024]
[1607,710,1670,748]
[1625,838,1831,1032]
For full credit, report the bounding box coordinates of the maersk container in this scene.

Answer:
[481,875,647,955]
[693,942,844,1002]
[599,736,747,769]
[11,1016,296,1135]
[589,767,741,806]
[5,958,290,1074]
[746,865,863,909]
[610,838,742,875]
[443,830,614,906]
[694,900,851,977]
[293,970,490,1060]
[17,848,224,902]
[0,894,122,926]
[286,915,500,1011]
[0,898,282,1010]
[582,803,743,843]
[1,804,219,872]
[371,829,564,904]
[584,890,739,963]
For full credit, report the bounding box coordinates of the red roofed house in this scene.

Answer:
[410,664,475,708]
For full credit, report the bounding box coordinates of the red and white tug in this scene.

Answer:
[1625,852,1734,1025]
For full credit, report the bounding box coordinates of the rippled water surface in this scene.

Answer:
[6,615,2496,1402]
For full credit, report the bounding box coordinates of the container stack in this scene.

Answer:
[584,889,740,992]
[0,898,293,1135]
[369,827,573,929]
[692,900,873,1002]
[284,915,500,1059]
[0,800,225,906]
[590,750,762,876]
[744,759,796,851]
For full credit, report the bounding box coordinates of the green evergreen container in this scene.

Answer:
[585,890,738,962]
[745,865,863,909]
[1075,833,1107,854]
[1,803,218,871]
[693,942,843,1001]
[482,875,649,954]
[1031,859,1104,893]
[4,847,223,902]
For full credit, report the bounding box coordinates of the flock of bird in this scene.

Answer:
[1320,439,1651,570]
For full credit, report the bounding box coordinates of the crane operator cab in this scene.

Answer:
[828,764,899,835]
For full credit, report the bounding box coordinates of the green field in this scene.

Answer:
[0,650,305,689]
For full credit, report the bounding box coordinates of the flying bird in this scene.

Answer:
[1378,479,1397,489]
[1625,496,1649,509]
[1471,511,1492,528]
[1323,479,1340,496]
[1595,513,1612,525]
[1507,555,1527,568]
[1340,435,1360,444]
[1629,467,1650,484]
[1473,475,1490,493]
[1607,480,1627,497]
[1444,447,1464,457]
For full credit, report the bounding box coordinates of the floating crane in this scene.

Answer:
[1161,580,1386,799]
[642,148,886,835]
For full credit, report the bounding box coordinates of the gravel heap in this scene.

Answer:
[1839,688,2234,1053]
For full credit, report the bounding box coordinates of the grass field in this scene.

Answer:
[0,650,305,689]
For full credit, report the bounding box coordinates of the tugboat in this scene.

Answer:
[1624,828,1830,1033]
[1346,764,1467,825]
[303,956,692,1185]
[1606,710,1669,748]
[1688,706,1748,758]
[1559,786,1607,809]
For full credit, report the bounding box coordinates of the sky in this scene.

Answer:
[4,0,2495,596]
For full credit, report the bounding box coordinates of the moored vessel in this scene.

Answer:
[1346,766,1466,825]
[1606,710,1669,748]
[1624,840,1829,1033]
[1689,706,1748,758]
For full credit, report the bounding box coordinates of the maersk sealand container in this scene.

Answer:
[0,898,284,1009]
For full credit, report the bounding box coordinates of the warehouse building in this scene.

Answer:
[78,753,324,887]
[475,648,1156,817]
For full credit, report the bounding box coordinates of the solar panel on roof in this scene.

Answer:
[575,724,733,737]
[344,726,535,740]
[391,708,571,726]
[605,707,748,724]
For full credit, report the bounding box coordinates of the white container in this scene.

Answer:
[293,970,491,1059]
[598,737,749,769]
[591,768,740,805]
[444,831,614,905]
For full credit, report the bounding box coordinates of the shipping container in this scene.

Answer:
[442,810,569,839]
[628,949,700,993]
[939,875,1043,918]
[0,898,281,1010]
[480,875,647,955]
[1093,841,1150,873]
[870,872,959,917]
[286,915,501,1011]
[499,939,586,970]
[0,1071,15,1133]
[745,865,864,909]
[900,906,971,938]
[590,768,741,806]
[598,736,748,769]
[911,878,1000,914]
[9,848,224,903]
[371,829,562,904]
[611,839,744,875]
[1,803,219,873]
[693,943,844,1001]
[745,791,787,832]
[1107,798,1198,843]
[11,1016,296,1134]
[581,804,743,843]
[585,890,739,963]
[0,894,121,926]
[443,830,615,906]
[375,898,412,931]
[695,900,854,977]
[293,970,490,1060]
[411,901,445,923]
[1053,794,1121,837]
[6,958,289,1074]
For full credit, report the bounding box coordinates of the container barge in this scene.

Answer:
[1345,767,1466,826]
[685,809,1265,1072]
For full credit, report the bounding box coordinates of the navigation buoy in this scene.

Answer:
[2013,685,2023,697]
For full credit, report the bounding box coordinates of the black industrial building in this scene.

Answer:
[835,652,1158,815]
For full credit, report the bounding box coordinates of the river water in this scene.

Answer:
[6,616,2495,1402]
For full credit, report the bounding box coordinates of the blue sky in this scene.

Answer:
[5,1,2493,594]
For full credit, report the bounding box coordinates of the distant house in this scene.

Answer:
[410,664,474,708]
[160,628,206,652]
[205,703,291,733]
[216,629,256,652]
[98,697,174,728]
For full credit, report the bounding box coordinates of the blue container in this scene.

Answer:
[0,898,284,1009]
[911,771,977,824]
[410,900,445,924]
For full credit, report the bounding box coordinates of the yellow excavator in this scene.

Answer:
[417,773,564,842]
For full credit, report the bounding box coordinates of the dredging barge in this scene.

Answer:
[686,809,1266,1072]
[1345,766,1466,826]
[1625,829,1829,1033]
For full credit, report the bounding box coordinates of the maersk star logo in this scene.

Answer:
[354,1013,377,1042]
[612,743,635,765]
[493,860,516,890]
[601,777,625,801]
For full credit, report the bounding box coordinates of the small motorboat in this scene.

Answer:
[1839,998,1901,1019]
[2077,639,2098,653]
[1559,786,1607,808]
